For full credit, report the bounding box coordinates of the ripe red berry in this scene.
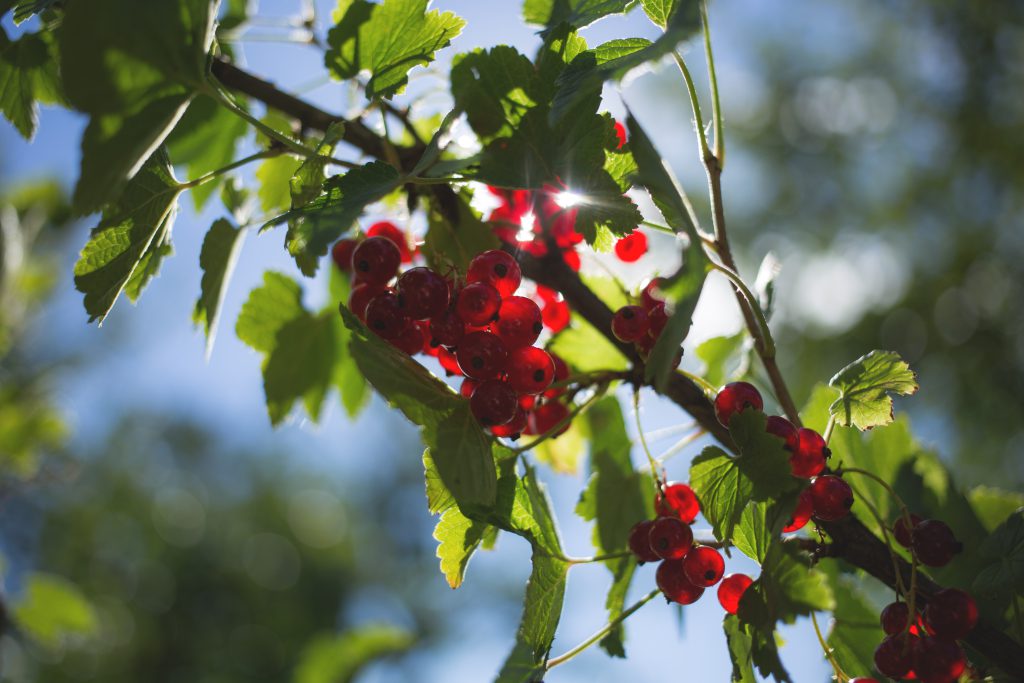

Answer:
[527,400,570,437]
[714,381,764,427]
[881,601,911,636]
[506,346,555,395]
[429,309,465,347]
[783,488,814,533]
[456,282,502,326]
[790,427,828,478]
[542,299,570,332]
[656,559,704,605]
[614,231,648,262]
[611,305,650,342]
[490,406,529,439]
[647,301,668,337]
[641,278,665,310]
[913,637,966,683]
[717,573,754,615]
[460,378,478,398]
[809,475,854,521]
[874,634,917,679]
[348,283,386,320]
[366,220,412,263]
[923,589,977,640]
[492,296,543,348]
[467,249,522,297]
[456,331,509,381]
[683,545,725,587]
[648,516,693,561]
[612,120,627,149]
[437,346,462,376]
[389,321,424,355]
[545,352,569,397]
[765,415,799,451]
[397,267,450,320]
[365,293,409,339]
[657,482,701,524]
[470,380,518,427]
[628,520,660,563]
[331,238,358,271]
[562,248,580,271]
[912,520,962,567]
[894,513,923,548]
[352,236,401,285]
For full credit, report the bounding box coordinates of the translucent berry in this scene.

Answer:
[657,483,700,524]
[612,120,627,149]
[783,488,814,533]
[506,346,555,395]
[913,637,966,683]
[874,634,917,679]
[614,231,648,262]
[397,267,449,320]
[470,380,518,427]
[429,309,465,347]
[456,282,502,326]
[562,248,580,271]
[765,415,799,451]
[647,301,668,337]
[894,513,923,548]
[641,278,665,310]
[352,236,401,285]
[714,382,764,427]
[683,545,725,587]
[628,520,660,563]
[331,238,358,271]
[809,475,854,521]
[923,589,977,640]
[389,322,424,355]
[437,346,462,376]
[490,406,528,439]
[366,220,412,263]
[656,559,704,605]
[492,296,543,349]
[527,400,570,437]
[544,352,570,398]
[460,378,478,398]
[456,331,509,381]
[912,520,962,568]
[348,283,386,321]
[467,249,521,297]
[611,305,650,342]
[881,601,911,636]
[542,299,570,332]
[790,428,828,478]
[717,573,754,615]
[648,516,693,561]
[365,293,409,339]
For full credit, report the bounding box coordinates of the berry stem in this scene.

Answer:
[822,414,837,444]
[180,149,280,189]
[700,1,725,168]
[840,468,914,533]
[545,589,660,670]
[675,367,718,397]
[633,390,663,485]
[810,611,849,682]
[649,428,707,469]
[847,480,910,600]
[564,550,634,565]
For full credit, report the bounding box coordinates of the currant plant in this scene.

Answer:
[4,0,1024,681]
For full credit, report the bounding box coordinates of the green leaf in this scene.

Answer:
[451,46,536,140]
[73,148,182,323]
[549,315,629,373]
[236,271,304,354]
[194,218,247,356]
[730,409,797,501]
[325,0,465,99]
[974,510,1024,597]
[14,573,97,650]
[534,416,586,474]
[828,350,919,431]
[733,500,783,566]
[969,487,1024,533]
[263,312,338,424]
[740,544,835,627]
[690,446,747,542]
[497,553,570,679]
[166,95,249,210]
[723,615,757,683]
[0,28,61,140]
[523,0,632,31]
[257,154,304,214]
[825,568,885,680]
[328,269,371,418]
[434,503,492,589]
[422,190,500,276]
[11,0,61,24]
[290,122,347,209]
[640,0,677,28]
[696,332,749,388]
[292,625,414,683]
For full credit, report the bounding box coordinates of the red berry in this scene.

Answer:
[429,309,465,347]
[765,416,799,451]
[470,380,518,427]
[612,120,627,149]
[365,293,409,339]
[717,573,754,615]
[714,381,764,427]
[648,516,693,561]
[628,520,660,563]
[492,296,543,349]
[913,637,966,683]
[348,283,386,321]
[527,400,570,437]
[894,513,923,548]
[467,249,521,297]
[614,231,648,262]
[809,475,854,521]
[331,238,358,271]
[460,378,478,398]
[456,282,502,326]
[366,220,412,263]
[352,236,401,285]
[542,299,570,332]
[647,301,668,337]
[641,278,665,310]
[389,321,424,355]
[657,483,700,524]
[923,589,977,640]
[682,545,725,587]
[456,331,509,381]
[874,634,917,679]
[881,601,911,636]
[490,406,529,439]
[506,346,555,395]
[656,559,704,605]
[437,346,462,376]
[912,520,962,568]
[397,267,450,320]
[782,488,814,533]
[562,248,580,271]
[611,305,650,342]
[790,428,828,478]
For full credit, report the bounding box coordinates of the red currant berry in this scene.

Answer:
[641,277,665,310]
[331,238,358,271]
[611,305,650,342]
[470,380,518,427]
[348,283,386,321]
[714,381,764,427]
[765,415,799,451]
[717,573,754,615]
[893,513,923,548]
[365,293,409,339]
[656,559,704,605]
[506,346,555,395]
[911,520,962,568]
[913,637,966,683]
[352,236,401,285]
[460,378,478,398]
[628,520,660,563]
[682,545,725,587]
[923,589,977,640]
[881,601,911,636]
[527,400,570,437]
[429,309,465,348]
[809,475,854,521]
[542,299,570,332]
[366,220,412,263]
[647,301,668,337]
[490,406,528,439]
[874,634,917,679]
[790,427,828,478]
[657,482,701,524]
[782,488,814,533]
[613,120,627,149]
[456,331,509,381]
[545,352,569,396]
[437,346,462,376]
[492,296,543,349]
[467,249,522,297]
[562,248,580,271]
[648,516,693,561]
[397,267,450,320]
[389,321,424,355]
[614,231,648,262]
[456,282,502,326]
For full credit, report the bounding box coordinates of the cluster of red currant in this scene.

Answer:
[610,279,670,358]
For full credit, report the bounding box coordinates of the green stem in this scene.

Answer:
[545,590,660,670]
[180,149,279,189]
[840,468,912,525]
[673,52,712,165]
[708,261,776,358]
[700,2,724,167]
[565,550,633,565]
[650,428,706,469]
[823,414,837,445]
[810,611,848,682]
[633,390,661,481]
[675,367,718,397]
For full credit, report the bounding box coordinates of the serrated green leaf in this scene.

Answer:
[723,615,757,683]
[14,573,97,651]
[264,312,338,424]
[422,189,499,276]
[729,409,797,501]
[497,553,570,679]
[292,624,413,683]
[690,445,749,543]
[257,154,303,214]
[194,218,247,355]
[733,501,779,566]
[548,314,629,373]
[12,0,61,24]
[290,122,346,209]
[451,46,536,140]
[829,350,919,430]
[740,544,834,628]
[523,0,631,31]
[167,95,249,210]
[0,28,61,140]
[236,271,304,354]
[122,233,173,303]
[974,510,1024,597]
[73,148,182,323]
[696,332,749,387]
[825,568,885,680]
[434,504,492,589]
[640,0,678,27]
